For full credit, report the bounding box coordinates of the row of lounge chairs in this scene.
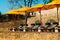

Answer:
[10,20,60,32]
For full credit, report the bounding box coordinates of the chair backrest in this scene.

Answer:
[45,23,51,25]
[36,23,41,26]
[31,24,35,26]
[24,24,28,26]
[53,22,58,25]
[49,24,57,29]
[20,24,24,26]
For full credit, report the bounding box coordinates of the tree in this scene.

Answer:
[47,0,52,3]
[43,0,52,4]
[8,0,23,9]
[24,0,26,6]
[0,12,1,15]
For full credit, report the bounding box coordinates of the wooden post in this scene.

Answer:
[39,8,42,25]
[23,12,28,32]
[57,5,59,25]
[25,12,28,24]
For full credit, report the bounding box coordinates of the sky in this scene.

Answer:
[0,0,50,14]
[0,0,9,14]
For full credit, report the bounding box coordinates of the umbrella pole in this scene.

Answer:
[57,5,59,25]
[39,9,42,25]
[25,13,28,24]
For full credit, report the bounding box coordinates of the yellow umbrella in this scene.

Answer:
[19,6,30,14]
[42,0,60,24]
[41,1,57,10]
[6,8,21,21]
[6,8,19,14]
[28,4,44,24]
[29,4,44,12]
[18,6,30,24]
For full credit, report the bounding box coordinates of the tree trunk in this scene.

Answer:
[24,0,26,6]
[29,0,32,7]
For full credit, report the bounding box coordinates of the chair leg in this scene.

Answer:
[31,29,32,31]
[48,29,51,32]
[34,29,35,31]
[20,29,23,31]
[53,28,55,32]
[12,29,15,32]
[23,29,26,32]
[55,29,58,32]
[58,29,60,32]
[41,29,44,32]
[38,29,41,32]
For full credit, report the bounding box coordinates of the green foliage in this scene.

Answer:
[0,12,1,15]
[20,15,25,20]
[2,15,7,19]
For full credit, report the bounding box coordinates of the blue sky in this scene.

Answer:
[0,0,9,14]
[0,0,50,14]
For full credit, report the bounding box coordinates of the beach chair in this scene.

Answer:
[47,22,58,32]
[23,24,28,32]
[45,23,51,28]
[36,23,42,32]
[45,19,58,32]
[10,27,18,32]
[29,24,35,31]
[53,22,58,32]
[44,23,51,32]
[18,24,24,31]
[31,23,41,32]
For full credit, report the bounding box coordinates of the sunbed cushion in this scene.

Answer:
[48,24,57,29]
[32,25,39,29]
[45,23,51,25]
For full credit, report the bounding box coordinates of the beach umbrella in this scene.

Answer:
[19,6,30,24]
[42,0,60,25]
[6,8,19,15]
[6,8,21,20]
[29,4,44,12]
[28,4,44,24]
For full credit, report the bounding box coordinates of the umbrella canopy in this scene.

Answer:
[6,8,19,14]
[42,1,60,10]
[18,6,30,24]
[28,4,44,12]
[42,0,60,24]
[19,6,30,14]
[27,4,44,25]
[43,1,57,10]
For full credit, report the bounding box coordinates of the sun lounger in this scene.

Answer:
[30,24,35,31]
[22,24,28,32]
[32,25,39,30]
[45,23,51,28]
[48,24,57,29]
[10,27,18,32]
[47,22,58,32]
[18,24,24,31]
[31,23,41,31]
